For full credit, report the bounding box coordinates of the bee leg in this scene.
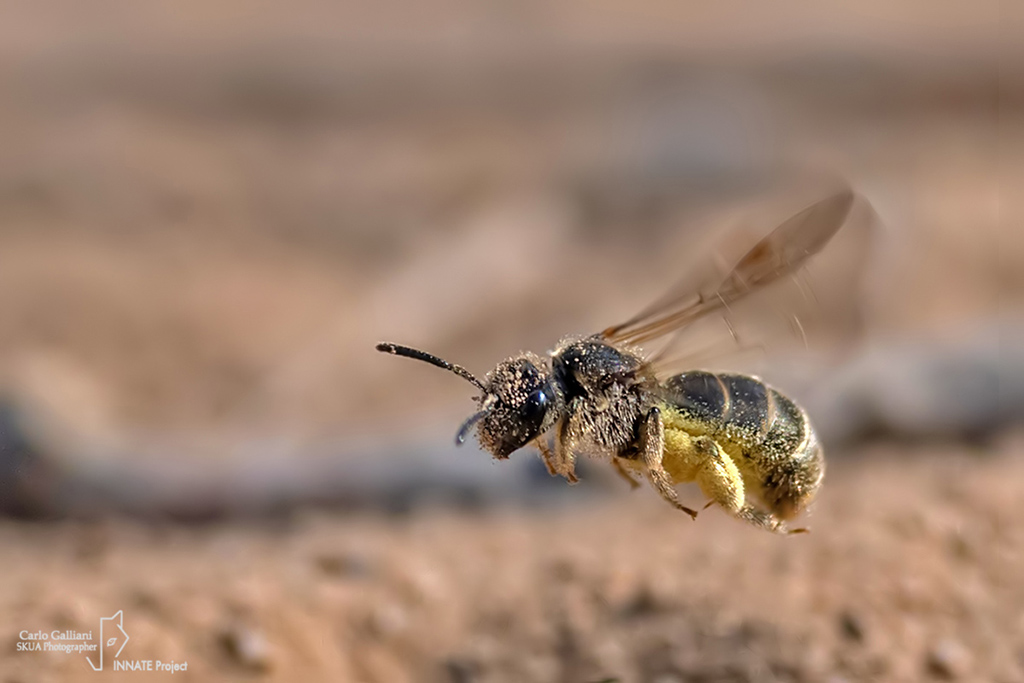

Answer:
[684,437,806,534]
[640,407,698,520]
[610,457,641,490]
[535,439,560,478]
[735,505,808,535]
[536,425,578,484]
[555,421,580,484]
[691,436,746,518]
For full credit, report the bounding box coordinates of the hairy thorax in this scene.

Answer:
[550,336,655,457]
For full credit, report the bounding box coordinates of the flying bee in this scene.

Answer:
[377,189,862,533]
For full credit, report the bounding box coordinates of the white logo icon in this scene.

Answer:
[85,610,129,671]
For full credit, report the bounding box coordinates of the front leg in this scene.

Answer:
[639,406,698,520]
[554,420,580,483]
[536,422,578,484]
[535,438,560,477]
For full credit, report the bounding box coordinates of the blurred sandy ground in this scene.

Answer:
[0,0,1018,446]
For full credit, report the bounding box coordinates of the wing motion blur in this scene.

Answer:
[601,189,860,360]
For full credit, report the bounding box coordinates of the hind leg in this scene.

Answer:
[735,505,807,535]
[688,437,804,533]
[639,407,698,520]
[689,436,745,516]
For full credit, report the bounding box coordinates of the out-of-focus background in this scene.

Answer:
[1,2,1021,681]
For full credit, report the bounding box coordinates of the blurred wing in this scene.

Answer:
[602,188,858,354]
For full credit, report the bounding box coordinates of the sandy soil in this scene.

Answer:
[3,444,1023,683]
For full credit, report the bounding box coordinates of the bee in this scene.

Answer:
[377,189,860,533]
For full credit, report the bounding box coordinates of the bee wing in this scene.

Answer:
[601,188,865,366]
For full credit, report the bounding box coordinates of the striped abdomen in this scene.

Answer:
[658,371,824,519]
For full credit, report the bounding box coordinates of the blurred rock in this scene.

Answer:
[838,610,865,643]
[0,400,60,518]
[802,321,1024,448]
[924,638,972,680]
[313,551,374,579]
[218,623,273,673]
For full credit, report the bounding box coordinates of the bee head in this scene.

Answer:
[471,355,558,458]
[375,343,558,459]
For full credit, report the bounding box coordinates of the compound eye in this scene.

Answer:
[523,388,549,422]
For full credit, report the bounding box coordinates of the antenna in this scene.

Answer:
[376,342,487,392]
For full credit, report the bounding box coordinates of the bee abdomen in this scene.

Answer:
[661,371,804,443]
[659,370,728,427]
[660,370,823,518]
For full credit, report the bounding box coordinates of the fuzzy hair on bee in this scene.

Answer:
[377,188,864,534]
